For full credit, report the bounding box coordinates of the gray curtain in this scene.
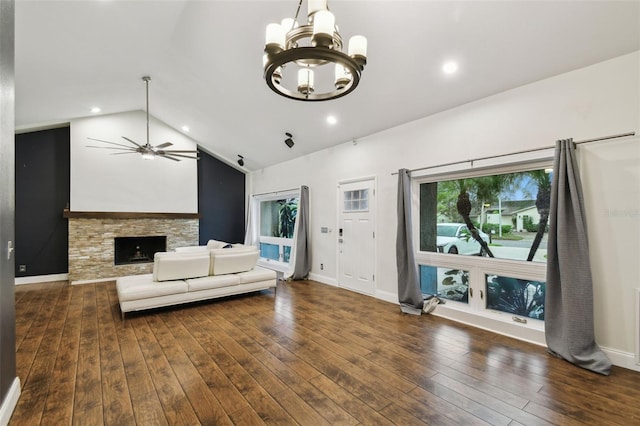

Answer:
[243,196,260,247]
[545,139,611,375]
[396,169,424,315]
[287,185,311,280]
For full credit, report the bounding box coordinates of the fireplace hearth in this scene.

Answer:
[114,236,166,265]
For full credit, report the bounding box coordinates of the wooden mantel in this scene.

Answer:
[63,209,199,219]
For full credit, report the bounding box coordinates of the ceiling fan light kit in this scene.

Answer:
[87,76,199,161]
[263,0,367,101]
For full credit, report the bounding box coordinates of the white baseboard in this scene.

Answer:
[308,273,337,287]
[0,377,20,426]
[71,277,118,285]
[15,273,68,285]
[601,347,640,373]
[374,289,398,304]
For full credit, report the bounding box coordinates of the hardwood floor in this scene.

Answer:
[11,280,640,425]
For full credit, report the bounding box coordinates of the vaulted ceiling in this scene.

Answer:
[15,1,640,170]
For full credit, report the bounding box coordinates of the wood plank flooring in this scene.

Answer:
[11,280,640,425]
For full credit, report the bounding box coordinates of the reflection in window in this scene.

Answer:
[258,197,298,264]
[486,275,545,320]
[420,265,469,303]
[260,198,298,238]
[259,243,280,261]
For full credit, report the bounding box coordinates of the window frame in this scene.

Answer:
[254,190,300,271]
[411,154,553,343]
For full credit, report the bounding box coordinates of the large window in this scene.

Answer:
[420,168,552,263]
[257,196,299,267]
[415,161,551,329]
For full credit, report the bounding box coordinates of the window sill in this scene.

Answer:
[432,301,546,347]
[257,259,289,273]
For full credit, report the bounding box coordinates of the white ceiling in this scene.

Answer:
[15,1,640,171]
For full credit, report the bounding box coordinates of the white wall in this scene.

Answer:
[250,51,640,365]
[70,111,198,213]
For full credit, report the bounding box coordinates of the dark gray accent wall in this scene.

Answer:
[0,0,16,410]
[198,150,245,244]
[15,127,70,277]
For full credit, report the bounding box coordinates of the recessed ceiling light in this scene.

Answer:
[90,107,101,113]
[181,125,190,132]
[326,115,337,125]
[442,61,458,75]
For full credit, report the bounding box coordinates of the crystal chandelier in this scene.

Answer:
[263,0,367,101]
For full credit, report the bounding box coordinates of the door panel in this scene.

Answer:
[338,179,375,295]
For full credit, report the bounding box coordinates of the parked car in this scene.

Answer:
[437,223,490,255]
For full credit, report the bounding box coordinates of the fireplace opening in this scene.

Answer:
[114,236,167,265]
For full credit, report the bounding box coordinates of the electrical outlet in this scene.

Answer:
[19,265,26,272]
[320,263,324,270]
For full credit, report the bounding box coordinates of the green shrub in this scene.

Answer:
[481,223,513,235]
[522,216,538,232]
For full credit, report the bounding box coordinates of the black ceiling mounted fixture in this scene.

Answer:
[86,76,199,161]
[237,155,245,166]
[284,132,295,148]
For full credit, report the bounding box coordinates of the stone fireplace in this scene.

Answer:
[66,210,198,283]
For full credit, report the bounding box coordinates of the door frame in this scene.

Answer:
[336,176,377,294]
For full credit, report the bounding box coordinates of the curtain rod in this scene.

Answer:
[252,187,300,197]
[391,131,636,175]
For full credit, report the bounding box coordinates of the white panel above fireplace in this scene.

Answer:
[70,110,198,213]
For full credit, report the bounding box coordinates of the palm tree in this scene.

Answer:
[526,170,551,261]
[455,179,495,257]
[278,199,298,238]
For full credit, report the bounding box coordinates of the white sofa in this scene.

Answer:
[116,242,276,319]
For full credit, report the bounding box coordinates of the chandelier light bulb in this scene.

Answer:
[297,68,315,95]
[348,35,367,58]
[312,10,335,47]
[308,0,327,16]
[265,23,285,52]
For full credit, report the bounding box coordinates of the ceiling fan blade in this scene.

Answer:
[155,142,173,149]
[161,149,199,154]
[87,138,135,149]
[157,154,181,161]
[86,146,136,151]
[110,151,139,156]
[122,136,144,148]
[160,153,199,160]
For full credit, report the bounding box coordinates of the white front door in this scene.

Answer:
[338,179,375,295]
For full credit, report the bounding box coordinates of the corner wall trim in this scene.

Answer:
[0,377,21,426]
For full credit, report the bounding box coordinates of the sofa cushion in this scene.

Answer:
[174,245,207,253]
[152,251,210,282]
[209,246,259,275]
[117,274,188,302]
[236,266,278,284]
[186,274,241,291]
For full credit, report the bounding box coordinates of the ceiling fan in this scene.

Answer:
[87,76,199,161]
